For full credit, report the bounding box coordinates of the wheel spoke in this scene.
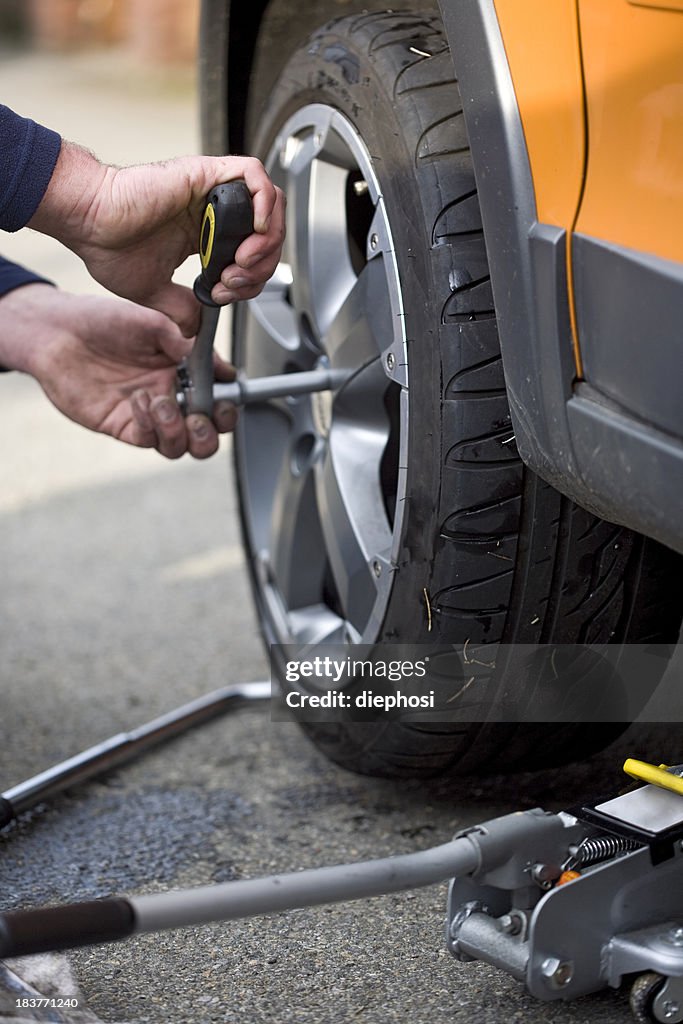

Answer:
[286,604,347,647]
[314,387,392,631]
[268,439,326,608]
[243,264,312,378]
[322,258,393,372]
[286,134,357,337]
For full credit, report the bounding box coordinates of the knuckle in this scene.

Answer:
[246,156,265,174]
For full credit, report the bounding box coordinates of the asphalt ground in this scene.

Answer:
[1,43,683,1024]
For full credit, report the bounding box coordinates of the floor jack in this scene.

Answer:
[2,186,683,1023]
[1,690,683,1024]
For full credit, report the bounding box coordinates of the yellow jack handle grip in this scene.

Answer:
[623,758,683,797]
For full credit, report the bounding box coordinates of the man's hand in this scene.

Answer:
[0,284,237,459]
[28,143,286,336]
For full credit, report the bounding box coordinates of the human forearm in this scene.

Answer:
[0,283,56,375]
[26,139,109,253]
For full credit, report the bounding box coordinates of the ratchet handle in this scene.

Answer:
[193,180,254,306]
[178,181,254,416]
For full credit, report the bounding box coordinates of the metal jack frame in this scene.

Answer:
[446,771,683,1024]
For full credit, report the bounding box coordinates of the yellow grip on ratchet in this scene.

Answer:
[199,201,216,270]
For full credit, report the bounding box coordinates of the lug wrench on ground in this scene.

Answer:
[175,180,345,417]
[0,682,271,833]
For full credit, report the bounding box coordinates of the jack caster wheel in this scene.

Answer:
[630,972,675,1024]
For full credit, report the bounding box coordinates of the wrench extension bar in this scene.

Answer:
[176,368,346,412]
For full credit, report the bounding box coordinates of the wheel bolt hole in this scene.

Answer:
[292,433,317,475]
[299,312,323,356]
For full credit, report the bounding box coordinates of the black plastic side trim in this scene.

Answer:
[438,0,580,489]
[0,899,136,957]
[573,233,683,440]
[568,386,683,555]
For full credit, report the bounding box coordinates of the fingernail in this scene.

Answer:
[191,421,210,440]
[224,276,249,288]
[132,391,150,415]
[215,402,238,427]
[256,215,271,234]
[155,399,176,423]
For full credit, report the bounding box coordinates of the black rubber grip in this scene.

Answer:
[0,796,14,830]
[193,180,254,306]
[0,898,136,956]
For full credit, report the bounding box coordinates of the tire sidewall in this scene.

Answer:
[245,22,445,646]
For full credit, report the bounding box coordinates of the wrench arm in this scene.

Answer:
[177,304,221,417]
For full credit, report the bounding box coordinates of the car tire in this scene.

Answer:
[232,9,683,777]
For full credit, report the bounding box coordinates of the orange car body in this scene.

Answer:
[497,0,683,370]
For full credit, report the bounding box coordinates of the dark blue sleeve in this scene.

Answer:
[0,104,62,232]
[0,255,53,296]
[0,256,54,371]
